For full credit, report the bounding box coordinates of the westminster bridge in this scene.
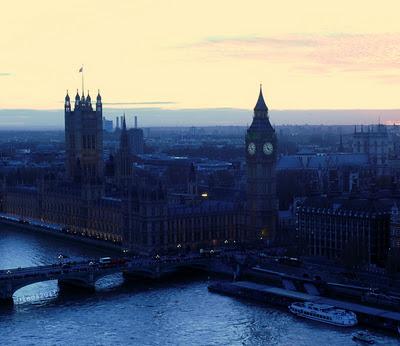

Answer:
[0,254,237,305]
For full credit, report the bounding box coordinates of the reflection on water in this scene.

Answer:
[0,225,399,346]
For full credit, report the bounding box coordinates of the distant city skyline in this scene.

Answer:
[0,108,399,130]
[1,1,400,124]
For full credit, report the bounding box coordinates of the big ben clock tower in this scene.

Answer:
[245,86,278,245]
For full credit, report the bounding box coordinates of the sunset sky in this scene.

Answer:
[1,0,400,125]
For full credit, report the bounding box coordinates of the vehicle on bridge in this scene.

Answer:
[277,257,303,267]
[99,257,112,264]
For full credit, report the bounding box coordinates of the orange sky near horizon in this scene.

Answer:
[1,0,400,112]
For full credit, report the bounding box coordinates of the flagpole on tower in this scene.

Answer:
[82,66,84,95]
[79,66,84,95]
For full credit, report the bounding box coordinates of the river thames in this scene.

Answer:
[0,225,398,346]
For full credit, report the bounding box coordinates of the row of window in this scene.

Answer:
[298,310,333,321]
[82,135,96,150]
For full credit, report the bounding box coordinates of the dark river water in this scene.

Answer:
[0,224,399,346]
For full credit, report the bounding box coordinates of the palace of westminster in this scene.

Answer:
[3,84,400,266]
[0,88,279,254]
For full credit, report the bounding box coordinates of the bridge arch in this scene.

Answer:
[0,275,96,303]
[93,271,124,290]
[12,279,59,301]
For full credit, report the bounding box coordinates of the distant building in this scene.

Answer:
[352,124,392,175]
[297,196,392,266]
[390,203,400,249]
[277,152,371,208]
[128,116,144,155]
[102,117,113,132]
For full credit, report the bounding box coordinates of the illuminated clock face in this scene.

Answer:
[263,142,273,155]
[248,142,256,155]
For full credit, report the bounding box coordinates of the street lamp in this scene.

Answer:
[57,254,64,266]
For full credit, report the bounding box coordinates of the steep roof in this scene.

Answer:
[277,153,369,170]
[254,85,268,112]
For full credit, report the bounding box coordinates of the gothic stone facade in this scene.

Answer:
[1,183,243,255]
[1,89,276,254]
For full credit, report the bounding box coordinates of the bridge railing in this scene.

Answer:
[0,254,214,282]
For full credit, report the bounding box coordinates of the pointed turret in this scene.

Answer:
[85,90,93,110]
[65,90,71,113]
[117,113,132,183]
[254,84,268,117]
[338,132,344,152]
[122,114,127,130]
[86,90,91,103]
[119,114,129,152]
[96,90,102,113]
[74,90,80,109]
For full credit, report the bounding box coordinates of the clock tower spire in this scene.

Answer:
[254,84,268,116]
[245,85,278,245]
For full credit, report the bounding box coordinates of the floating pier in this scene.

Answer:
[209,280,400,334]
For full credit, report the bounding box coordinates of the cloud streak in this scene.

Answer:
[103,101,177,105]
[185,33,400,78]
[0,72,12,76]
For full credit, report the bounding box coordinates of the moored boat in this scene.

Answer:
[352,331,375,344]
[289,302,357,327]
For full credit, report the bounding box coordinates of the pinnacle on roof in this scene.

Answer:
[122,114,127,130]
[254,84,268,112]
[97,89,101,101]
[65,90,70,101]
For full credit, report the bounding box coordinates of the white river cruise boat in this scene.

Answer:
[289,302,358,327]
